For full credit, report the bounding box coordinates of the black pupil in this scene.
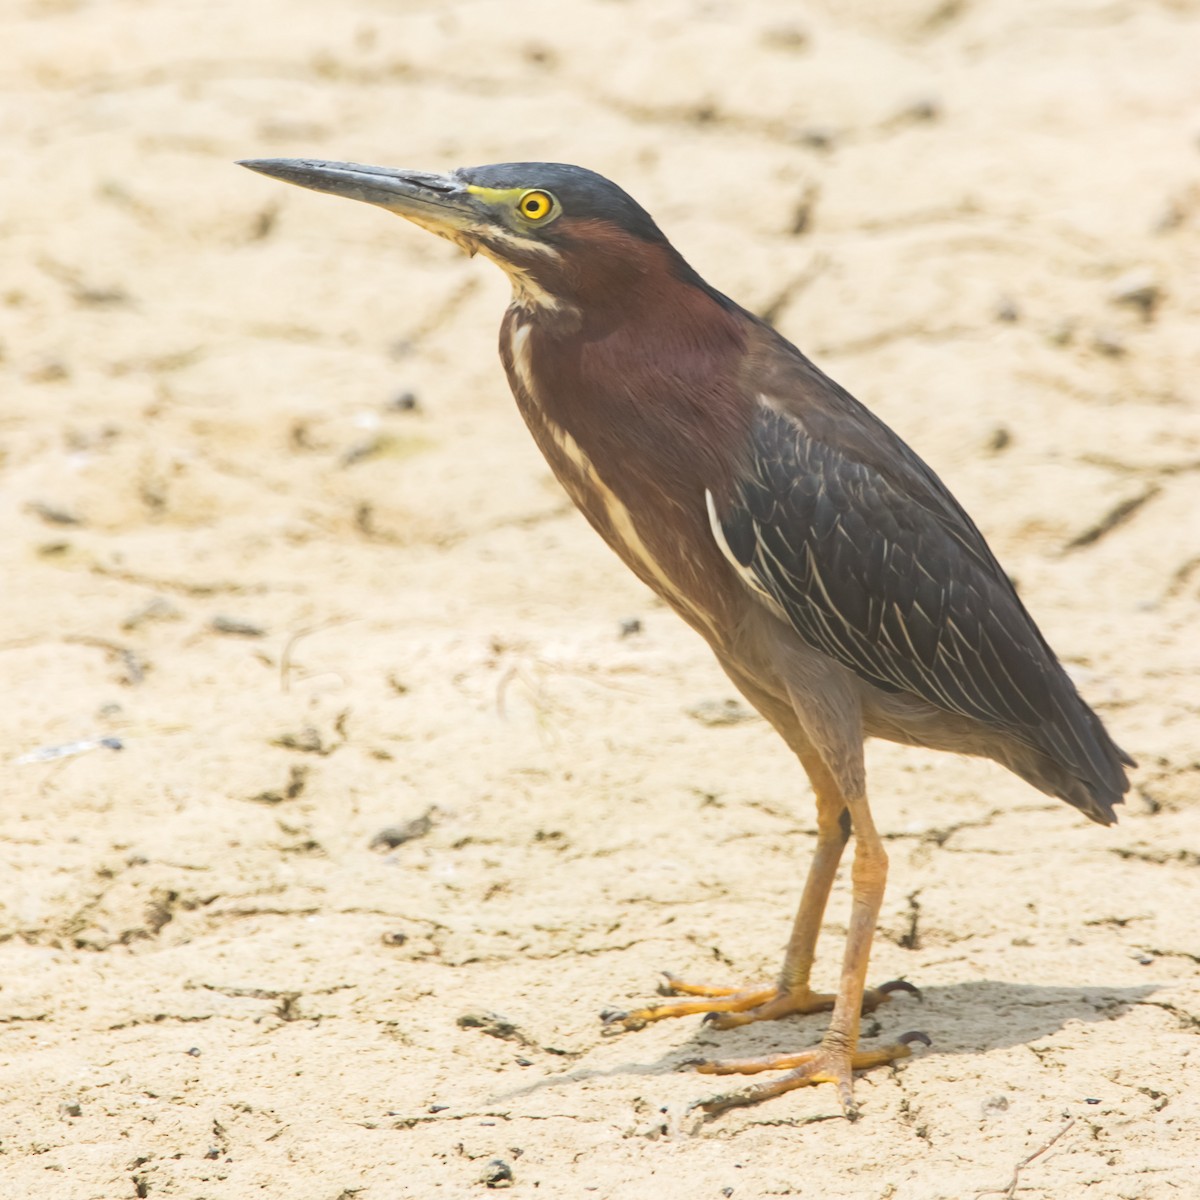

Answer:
[526,196,542,214]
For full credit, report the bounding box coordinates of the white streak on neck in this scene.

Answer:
[478,239,574,314]
[510,322,537,397]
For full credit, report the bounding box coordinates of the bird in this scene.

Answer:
[239,157,1134,1119]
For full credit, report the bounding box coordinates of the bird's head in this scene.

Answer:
[239,158,687,317]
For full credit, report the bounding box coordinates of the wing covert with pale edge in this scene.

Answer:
[706,390,1125,812]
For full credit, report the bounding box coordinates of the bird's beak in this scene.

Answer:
[238,157,483,243]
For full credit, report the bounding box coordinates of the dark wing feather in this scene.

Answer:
[709,373,1130,819]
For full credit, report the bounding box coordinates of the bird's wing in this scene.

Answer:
[705,374,1091,768]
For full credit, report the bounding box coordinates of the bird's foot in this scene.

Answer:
[688,1030,931,1121]
[601,972,918,1032]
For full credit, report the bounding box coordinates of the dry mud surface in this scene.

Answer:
[3,1,1200,1197]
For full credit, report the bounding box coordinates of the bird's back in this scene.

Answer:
[706,321,1134,824]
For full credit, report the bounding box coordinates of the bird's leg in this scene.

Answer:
[694,780,922,1119]
[604,757,914,1032]
[605,781,844,1028]
[778,798,852,996]
[701,769,914,1027]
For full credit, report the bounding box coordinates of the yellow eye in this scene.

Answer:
[518,190,554,221]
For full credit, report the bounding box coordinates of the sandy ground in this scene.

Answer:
[2,0,1200,1196]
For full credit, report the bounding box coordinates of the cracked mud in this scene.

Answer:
[2,1,1199,1197]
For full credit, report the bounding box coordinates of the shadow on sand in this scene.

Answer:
[489,978,1160,1106]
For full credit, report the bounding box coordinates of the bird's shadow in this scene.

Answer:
[495,978,1159,1102]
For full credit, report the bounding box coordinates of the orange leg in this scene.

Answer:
[695,761,923,1118]
[602,763,916,1034]
[602,738,926,1117]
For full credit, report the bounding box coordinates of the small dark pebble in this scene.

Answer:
[994,297,1019,323]
[1091,329,1126,358]
[618,617,642,637]
[246,764,308,805]
[1085,1097,1101,1105]
[76,283,131,308]
[381,931,408,947]
[760,23,809,52]
[340,434,386,465]
[341,434,385,467]
[186,1046,201,1057]
[1109,270,1162,321]
[1047,318,1076,346]
[370,811,435,850]
[986,426,1012,453]
[388,390,421,412]
[429,1104,449,1113]
[722,1189,735,1198]
[457,1010,533,1046]
[522,42,556,68]
[272,726,328,755]
[1154,192,1195,234]
[250,205,277,241]
[211,615,267,638]
[686,698,755,727]
[61,1101,82,1118]
[788,125,837,151]
[480,1159,514,1188]
[790,187,816,236]
[204,1147,221,1160]
[27,500,81,526]
[121,596,181,631]
[515,1057,533,1067]
[30,358,70,383]
[896,96,941,123]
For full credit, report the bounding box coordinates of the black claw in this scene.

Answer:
[899,1029,932,1048]
[701,1010,723,1025]
[691,1093,736,1118]
[600,1008,646,1033]
[878,979,923,1002]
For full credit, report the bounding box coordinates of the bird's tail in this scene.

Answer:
[1024,696,1134,826]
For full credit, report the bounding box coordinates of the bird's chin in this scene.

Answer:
[397,214,481,258]
[446,231,481,259]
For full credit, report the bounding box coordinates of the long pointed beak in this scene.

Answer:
[238,158,482,235]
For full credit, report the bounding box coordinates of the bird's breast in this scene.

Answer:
[502,319,725,640]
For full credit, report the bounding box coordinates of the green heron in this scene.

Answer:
[239,158,1134,1118]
